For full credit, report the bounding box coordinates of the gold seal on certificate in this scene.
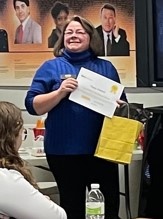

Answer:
[69,67,124,118]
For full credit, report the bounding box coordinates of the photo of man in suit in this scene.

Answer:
[13,0,42,44]
[96,3,130,56]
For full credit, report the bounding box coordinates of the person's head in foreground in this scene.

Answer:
[0,101,37,188]
[54,15,103,56]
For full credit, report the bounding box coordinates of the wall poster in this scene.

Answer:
[0,0,135,87]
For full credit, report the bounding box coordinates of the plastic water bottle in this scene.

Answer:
[86,183,105,219]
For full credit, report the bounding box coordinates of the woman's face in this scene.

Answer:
[64,21,90,52]
[54,10,69,31]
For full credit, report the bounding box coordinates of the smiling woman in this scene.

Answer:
[25,15,127,219]
[54,15,103,56]
[63,20,90,52]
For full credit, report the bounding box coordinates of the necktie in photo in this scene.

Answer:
[106,34,111,56]
[18,24,23,43]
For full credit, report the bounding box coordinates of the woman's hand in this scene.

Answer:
[59,77,78,98]
[116,99,127,108]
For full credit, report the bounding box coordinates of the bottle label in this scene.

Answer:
[86,202,104,215]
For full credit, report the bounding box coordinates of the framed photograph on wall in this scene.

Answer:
[0,0,135,86]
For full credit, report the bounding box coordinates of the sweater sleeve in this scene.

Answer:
[25,61,59,115]
[0,169,67,219]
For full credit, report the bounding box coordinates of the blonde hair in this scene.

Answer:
[0,101,38,189]
[54,15,103,56]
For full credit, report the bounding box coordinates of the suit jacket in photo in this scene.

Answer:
[0,29,9,52]
[48,28,61,48]
[96,25,130,56]
[14,17,42,44]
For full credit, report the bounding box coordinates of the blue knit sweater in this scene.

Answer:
[25,49,126,155]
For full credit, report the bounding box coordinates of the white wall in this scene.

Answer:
[126,90,163,107]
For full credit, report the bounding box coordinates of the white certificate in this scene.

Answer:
[69,67,124,118]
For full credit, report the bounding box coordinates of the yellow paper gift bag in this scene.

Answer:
[95,116,143,164]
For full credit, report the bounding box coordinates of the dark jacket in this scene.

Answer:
[146,128,163,218]
[48,28,61,48]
